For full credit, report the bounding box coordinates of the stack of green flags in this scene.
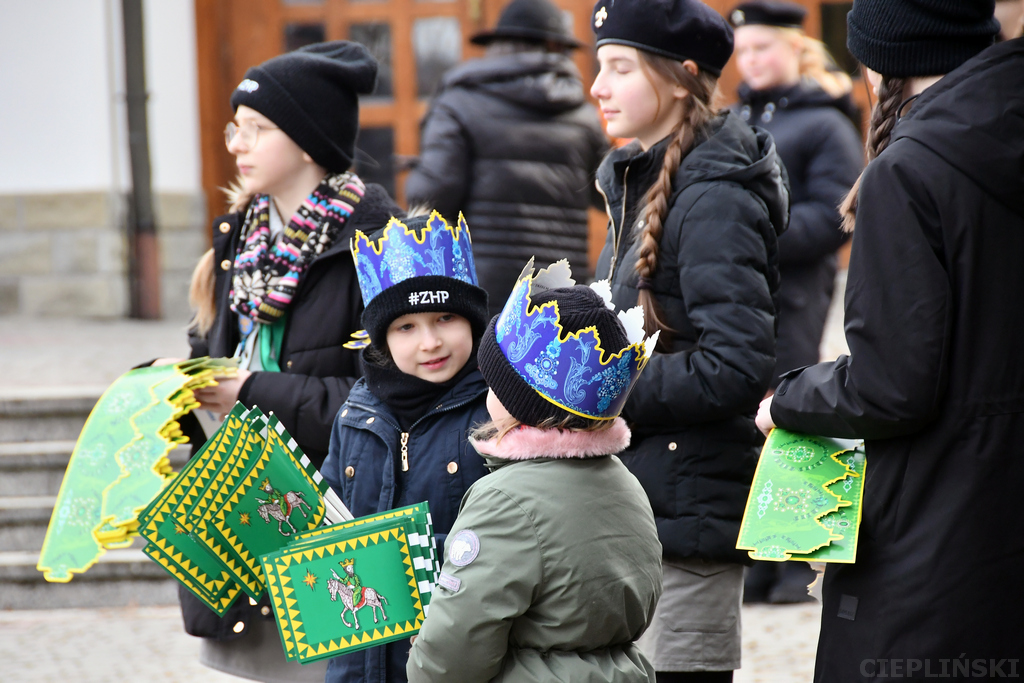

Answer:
[736,428,866,563]
[38,358,237,583]
[138,403,439,662]
[261,503,437,663]
[136,403,351,611]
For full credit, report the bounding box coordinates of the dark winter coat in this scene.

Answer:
[736,80,863,385]
[321,371,491,683]
[178,182,401,642]
[189,183,401,467]
[405,52,609,316]
[594,112,788,564]
[770,39,1024,681]
[408,420,662,683]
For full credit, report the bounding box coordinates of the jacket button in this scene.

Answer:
[260,606,271,616]
[668,442,677,451]
[366,417,375,425]
[286,360,293,369]
[219,221,231,234]
[345,466,355,478]
[232,621,245,634]
[447,462,459,474]
[341,409,348,418]
[220,259,231,271]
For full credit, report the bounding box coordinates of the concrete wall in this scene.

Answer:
[0,0,205,318]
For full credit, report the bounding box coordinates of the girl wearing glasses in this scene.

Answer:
[162,41,402,683]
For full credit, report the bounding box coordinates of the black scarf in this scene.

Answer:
[361,347,479,431]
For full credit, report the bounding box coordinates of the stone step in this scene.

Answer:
[0,446,192,552]
[0,547,178,609]
[0,440,190,498]
[0,387,103,443]
[0,496,56,552]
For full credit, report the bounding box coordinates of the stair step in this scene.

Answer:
[0,388,103,443]
[0,548,178,609]
[0,496,57,552]
[0,441,191,497]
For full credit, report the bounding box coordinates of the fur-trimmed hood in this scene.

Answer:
[470,417,631,461]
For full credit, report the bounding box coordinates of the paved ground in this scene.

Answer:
[0,602,821,682]
[0,314,192,392]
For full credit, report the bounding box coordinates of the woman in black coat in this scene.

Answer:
[730,0,864,604]
[757,3,1024,680]
[167,42,403,683]
[590,1,788,679]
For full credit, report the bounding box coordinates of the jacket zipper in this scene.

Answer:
[595,165,630,282]
[344,394,481,474]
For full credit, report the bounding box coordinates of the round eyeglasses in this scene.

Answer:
[224,121,279,150]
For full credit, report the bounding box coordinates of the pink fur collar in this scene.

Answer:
[470,418,631,460]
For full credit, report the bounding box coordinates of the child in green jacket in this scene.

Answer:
[408,260,664,683]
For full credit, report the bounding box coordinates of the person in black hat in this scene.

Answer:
[755,1,1024,680]
[589,1,788,680]
[158,41,403,683]
[729,0,864,606]
[405,0,609,318]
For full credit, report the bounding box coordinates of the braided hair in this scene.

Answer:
[634,52,720,347]
[839,76,907,233]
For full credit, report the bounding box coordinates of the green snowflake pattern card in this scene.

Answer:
[737,429,864,562]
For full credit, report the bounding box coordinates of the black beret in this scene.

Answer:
[592,0,734,76]
[729,1,807,29]
[231,41,378,173]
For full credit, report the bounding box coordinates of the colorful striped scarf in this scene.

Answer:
[230,172,364,325]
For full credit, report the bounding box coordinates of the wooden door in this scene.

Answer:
[195,0,603,230]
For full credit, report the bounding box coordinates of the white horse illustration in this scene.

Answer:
[327,569,389,629]
[254,491,312,537]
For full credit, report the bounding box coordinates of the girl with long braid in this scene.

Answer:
[590,1,788,680]
[757,1,1024,678]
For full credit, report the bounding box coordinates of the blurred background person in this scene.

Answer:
[995,0,1024,39]
[730,0,864,607]
[405,0,608,317]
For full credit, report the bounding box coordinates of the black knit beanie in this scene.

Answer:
[847,0,999,78]
[478,286,630,429]
[230,41,378,173]
[359,217,489,350]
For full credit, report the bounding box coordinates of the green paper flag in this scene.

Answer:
[736,429,865,562]
[261,516,428,663]
[194,415,327,598]
[136,404,251,614]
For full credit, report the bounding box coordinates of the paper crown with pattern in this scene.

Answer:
[350,211,478,306]
[494,259,660,420]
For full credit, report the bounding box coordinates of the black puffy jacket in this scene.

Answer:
[595,112,788,563]
[736,80,863,385]
[405,52,609,316]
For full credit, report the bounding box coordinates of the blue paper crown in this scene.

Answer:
[495,259,660,420]
[351,211,478,306]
